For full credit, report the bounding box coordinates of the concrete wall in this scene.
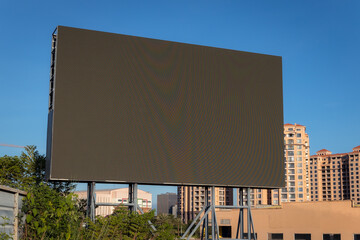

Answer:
[0,185,26,240]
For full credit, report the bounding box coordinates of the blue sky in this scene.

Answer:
[1,1,359,208]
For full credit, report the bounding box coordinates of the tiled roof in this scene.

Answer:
[284,123,305,127]
[317,149,330,152]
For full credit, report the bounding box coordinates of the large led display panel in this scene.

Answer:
[46,26,284,188]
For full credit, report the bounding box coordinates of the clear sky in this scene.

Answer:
[1,1,359,209]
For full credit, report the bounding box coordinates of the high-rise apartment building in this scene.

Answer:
[177,186,233,223]
[309,145,360,204]
[157,192,177,216]
[239,123,310,206]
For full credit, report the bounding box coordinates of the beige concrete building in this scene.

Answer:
[177,186,233,223]
[239,123,310,206]
[216,200,360,240]
[76,188,152,216]
[310,145,360,204]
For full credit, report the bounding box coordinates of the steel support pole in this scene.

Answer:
[128,183,138,213]
[240,188,244,239]
[87,182,95,222]
[247,188,251,240]
[128,183,133,212]
[205,187,209,239]
[134,183,138,213]
[236,187,244,239]
[211,186,215,240]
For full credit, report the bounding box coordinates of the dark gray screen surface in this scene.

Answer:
[46,26,284,187]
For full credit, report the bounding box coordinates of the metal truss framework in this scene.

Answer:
[181,187,257,240]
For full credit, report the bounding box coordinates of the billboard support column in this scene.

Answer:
[236,187,244,239]
[86,182,95,222]
[205,187,209,239]
[128,183,138,213]
[247,188,251,240]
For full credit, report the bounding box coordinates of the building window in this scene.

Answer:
[297,139,302,143]
[355,234,360,240]
[323,234,340,240]
[297,133,301,137]
[243,233,257,239]
[297,151,302,155]
[295,233,311,240]
[268,233,283,240]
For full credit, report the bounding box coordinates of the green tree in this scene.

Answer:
[21,183,83,240]
[1,147,177,239]
[0,154,27,189]
[81,208,176,240]
[0,145,75,193]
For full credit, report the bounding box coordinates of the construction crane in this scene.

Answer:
[0,143,25,148]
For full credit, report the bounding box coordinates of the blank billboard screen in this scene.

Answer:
[46,26,284,188]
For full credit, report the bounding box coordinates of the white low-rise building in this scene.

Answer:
[76,188,152,216]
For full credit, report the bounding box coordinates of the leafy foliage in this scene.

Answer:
[1,146,179,239]
[82,208,177,240]
[21,183,83,240]
[0,145,75,193]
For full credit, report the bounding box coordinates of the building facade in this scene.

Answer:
[239,123,310,206]
[309,145,360,204]
[76,188,152,216]
[216,200,360,240]
[157,192,177,216]
[177,186,233,223]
